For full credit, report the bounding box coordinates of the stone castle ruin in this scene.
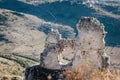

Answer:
[25,17,110,80]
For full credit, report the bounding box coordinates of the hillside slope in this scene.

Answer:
[0,8,75,78]
[0,0,120,79]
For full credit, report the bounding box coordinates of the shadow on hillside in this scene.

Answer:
[0,34,11,43]
[0,0,120,46]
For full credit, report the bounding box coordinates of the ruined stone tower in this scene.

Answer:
[72,17,110,71]
[40,28,76,70]
[25,17,110,80]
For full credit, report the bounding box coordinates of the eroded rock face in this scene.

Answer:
[72,17,109,71]
[25,17,110,80]
[40,28,76,70]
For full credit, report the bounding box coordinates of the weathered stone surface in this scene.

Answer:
[40,29,76,70]
[72,17,109,70]
[25,17,110,80]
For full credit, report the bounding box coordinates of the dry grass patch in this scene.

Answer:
[64,63,120,80]
[0,75,22,80]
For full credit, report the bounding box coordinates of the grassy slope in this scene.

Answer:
[0,9,46,78]
[0,9,46,56]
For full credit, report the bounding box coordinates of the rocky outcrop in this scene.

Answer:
[25,17,110,80]
[40,29,76,70]
[72,17,110,70]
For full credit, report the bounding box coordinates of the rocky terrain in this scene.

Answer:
[25,17,120,80]
[0,0,120,80]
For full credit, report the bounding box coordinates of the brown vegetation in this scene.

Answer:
[64,64,120,80]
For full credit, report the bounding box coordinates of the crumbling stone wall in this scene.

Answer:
[72,17,110,71]
[25,17,110,80]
